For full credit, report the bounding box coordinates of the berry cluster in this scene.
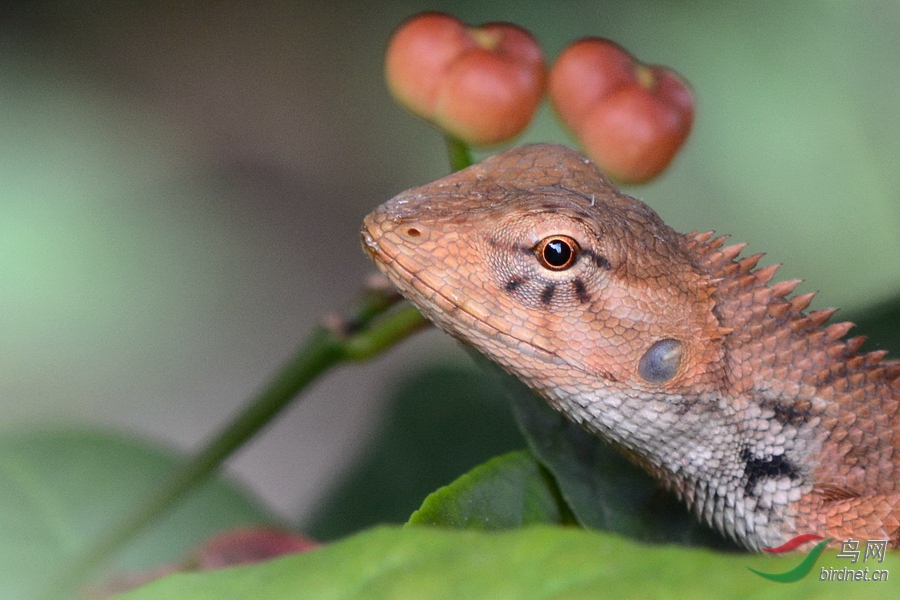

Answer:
[385,12,694,183]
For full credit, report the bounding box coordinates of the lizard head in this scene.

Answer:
[362,143,728,402]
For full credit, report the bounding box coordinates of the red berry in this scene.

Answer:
[385,12,545,146]
[192,527,318,570]
[549,38,694,183]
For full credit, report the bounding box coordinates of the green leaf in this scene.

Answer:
[115,525,900,599]
[306,365,526,540]
[461,348,737,550]
[408,450,575,529]
[0,429,274,600]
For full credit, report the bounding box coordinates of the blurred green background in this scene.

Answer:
[1,0,899,549]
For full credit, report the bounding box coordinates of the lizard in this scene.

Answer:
[360,143,900,551]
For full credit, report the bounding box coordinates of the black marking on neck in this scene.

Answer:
[582,249,611,270]
[540,283,556,305]
[741,447,801,497]
[572,278,590,303]
[505,276,526,293]
[759,399,811,427]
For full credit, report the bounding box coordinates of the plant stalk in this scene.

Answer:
[39,303,427,600]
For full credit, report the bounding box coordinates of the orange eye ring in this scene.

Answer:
[533,235,580,271]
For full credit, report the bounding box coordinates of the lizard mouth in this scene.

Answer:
[360,228,380,261]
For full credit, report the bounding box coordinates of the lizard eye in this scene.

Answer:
[533,235,580,271]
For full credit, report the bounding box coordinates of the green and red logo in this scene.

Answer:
[748,534,833,583]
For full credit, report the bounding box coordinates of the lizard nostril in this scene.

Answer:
[399,225,428,242]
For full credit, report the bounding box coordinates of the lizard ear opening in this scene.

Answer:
[638,338,684,383]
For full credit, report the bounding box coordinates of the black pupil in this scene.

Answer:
[544,239,572,267]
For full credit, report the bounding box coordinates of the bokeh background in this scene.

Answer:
[3,0,899,540]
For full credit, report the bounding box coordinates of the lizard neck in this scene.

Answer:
[681,231,900,546]
[553,367,807,550]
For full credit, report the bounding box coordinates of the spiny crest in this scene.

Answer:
[683,231,900,385]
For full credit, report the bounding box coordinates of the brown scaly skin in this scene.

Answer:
[361,143,900,551]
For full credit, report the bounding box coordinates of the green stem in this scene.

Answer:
[38,300,427,600]
[42,120,465,600]
[344,305,428,359]
[445,136,474,172]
